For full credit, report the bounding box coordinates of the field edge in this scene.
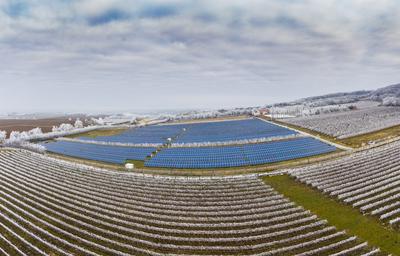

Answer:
[262,175,400,256]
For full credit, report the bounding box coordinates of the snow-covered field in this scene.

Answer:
[283,106,400,138]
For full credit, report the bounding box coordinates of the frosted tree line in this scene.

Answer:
[0,118,101,153]
[268,104,357,118]
[169,108,255,121]
[171,134,304,148]
[0,115,170,153]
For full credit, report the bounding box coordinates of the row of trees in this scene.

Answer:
[0,116,164,149]
[171,134,303,148]
[52,119,84,132]
[169,108,254,121]
[0,119,89,153]
[268,104,357,118]
[5,119,85,143]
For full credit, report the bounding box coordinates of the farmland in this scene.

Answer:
[290,141,400,230]
[0,149,386,255]
[1,111,400,255]
[1,102,400,256]
[3,0,400,255]
[0,115,92,138]
[264,175,400,255]
[284,106,400,139]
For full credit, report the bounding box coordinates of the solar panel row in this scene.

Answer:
[174,118,296,143]
[42,120,336,168]
[79,125,183,144]
[43,141,156,164]
[145,137,336,168]
[78,118,297,145]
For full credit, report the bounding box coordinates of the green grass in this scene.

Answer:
[262,175,400,256]
[339,124,400,148]
[125,159,145,169]
[66,128,127,138]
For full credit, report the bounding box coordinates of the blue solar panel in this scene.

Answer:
[42,119,336,169]
[78,125,182,144]
[174,119,297,143]
[144,137,336,169]
[43,141,156,164]
[79,118,297,144]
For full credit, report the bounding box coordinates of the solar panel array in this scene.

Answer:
[78,118,297,145]
[44,141,156,164]
[145,137,336,169]
[42,119,337,168]
[174,118,297,143]
[79,125,183,144]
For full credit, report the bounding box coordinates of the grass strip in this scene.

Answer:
[339,124,400,148]
[262,175,400,256]
[66,128,127,139]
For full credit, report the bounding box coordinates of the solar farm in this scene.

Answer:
[2,113,400,255]
[42,118,337,169]
[2,109,400,256]
[4,0,400,254]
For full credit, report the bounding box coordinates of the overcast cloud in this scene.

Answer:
[1,0,400,113]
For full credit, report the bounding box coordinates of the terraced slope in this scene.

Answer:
[291,141,400,230]
[0,150,382,255]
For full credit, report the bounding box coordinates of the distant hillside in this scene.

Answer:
[274,83,400,107]
[370,83,400,98]
[369,83,400,106]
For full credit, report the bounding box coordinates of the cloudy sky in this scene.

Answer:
[1,0,400,113]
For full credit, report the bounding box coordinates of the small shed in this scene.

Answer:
[125,163,135,170]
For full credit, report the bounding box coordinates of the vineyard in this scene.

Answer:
[2,0,400,255]
[0,149,384,255]
[290,141,400,230]
[284,106,400,139]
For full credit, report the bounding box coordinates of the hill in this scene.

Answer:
[276,83,400,107]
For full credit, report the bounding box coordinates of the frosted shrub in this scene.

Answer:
[28,127,43,137]
[74,119,84,128]
[382,96,400,106]
[0,130,6,143]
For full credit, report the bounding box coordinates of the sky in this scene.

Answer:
[1,0,400,113]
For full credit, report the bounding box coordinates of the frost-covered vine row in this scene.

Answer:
[291,140,400,229]
[284,106,400,138]
[0,149,381,255]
